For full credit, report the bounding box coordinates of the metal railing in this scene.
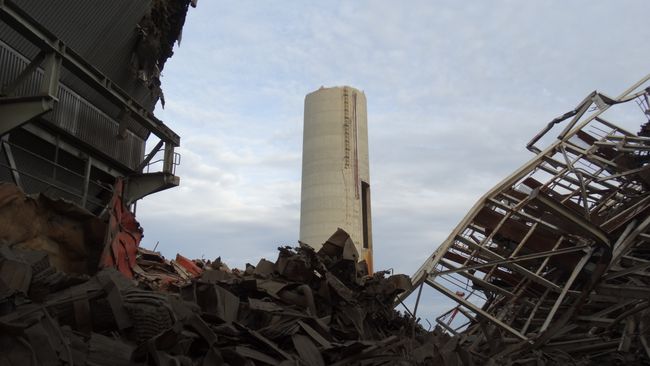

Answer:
[0,138,113,213]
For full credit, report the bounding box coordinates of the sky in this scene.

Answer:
[136,1,650,324]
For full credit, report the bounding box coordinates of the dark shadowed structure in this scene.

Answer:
[0,0,194,213]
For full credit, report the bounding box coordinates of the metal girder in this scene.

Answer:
[437,258,516,298]
[81,157,92,207]
[0,95,55,135]
[640,317,650,359]
[399,74,650,364]
[526,91,600,154]
[611,215,650,265]
[1,136,21,187]
[425,278,529,341]
[455,236,564,293]
[0,46,61,136]
[528,188,610,247]
[604,261,650,281]
[123,172,180,206]
[0,50,45,96]
[521,288,550,334]
[40,51,61,96]
[435,245,590,276]
[136,139,164,172]
[596,284,650,299]
[163,141,175,174]
[435,316,461,336]
[539,247,594,332]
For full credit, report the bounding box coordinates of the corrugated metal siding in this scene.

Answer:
[0,41,145,170]
[0,0,157,138]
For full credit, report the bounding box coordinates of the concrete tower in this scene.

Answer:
[300,86,373,271]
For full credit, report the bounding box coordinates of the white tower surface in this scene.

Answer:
[299,86,373,271]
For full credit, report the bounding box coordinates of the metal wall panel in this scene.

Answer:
[0,0,157,135]
[0,41,145,170]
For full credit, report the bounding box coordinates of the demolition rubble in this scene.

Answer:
[0,181,467,365]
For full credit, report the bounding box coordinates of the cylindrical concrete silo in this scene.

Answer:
[300,85,373,272]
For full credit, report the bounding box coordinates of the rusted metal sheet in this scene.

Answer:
[0,181,105,274]
[99,178,142,278]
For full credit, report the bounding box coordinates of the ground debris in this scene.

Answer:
[0,223,451,365]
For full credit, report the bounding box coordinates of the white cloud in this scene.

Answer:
[136,0,650,319]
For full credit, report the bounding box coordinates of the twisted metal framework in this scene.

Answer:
[401,74,650,363]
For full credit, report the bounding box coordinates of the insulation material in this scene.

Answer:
[0,229,462,366]
[0,182,104,274]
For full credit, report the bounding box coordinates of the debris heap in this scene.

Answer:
[0,212,461,365]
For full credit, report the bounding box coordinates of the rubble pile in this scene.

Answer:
[0,215,466,365]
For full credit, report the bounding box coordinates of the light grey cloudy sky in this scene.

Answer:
[136,1,650,322]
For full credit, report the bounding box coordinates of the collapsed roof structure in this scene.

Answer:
[400,74,650,365]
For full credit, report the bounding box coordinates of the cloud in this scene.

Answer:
[136,0,650,318]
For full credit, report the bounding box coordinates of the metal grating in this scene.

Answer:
[0,0,156,113]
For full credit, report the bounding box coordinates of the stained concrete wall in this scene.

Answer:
[299,86,373,270]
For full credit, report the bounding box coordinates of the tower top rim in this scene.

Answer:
[306,85,365,97]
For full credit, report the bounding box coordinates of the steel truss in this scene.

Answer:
[400,74,650,363]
